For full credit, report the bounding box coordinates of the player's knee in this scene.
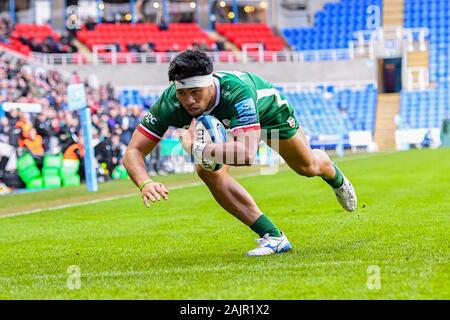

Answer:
[298,164,321,177]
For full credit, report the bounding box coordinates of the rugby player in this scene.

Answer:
[123,50,357,256]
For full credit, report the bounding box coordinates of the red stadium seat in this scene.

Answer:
[76,23,215,55]
[7,24,70,56]
[215,23,285,52]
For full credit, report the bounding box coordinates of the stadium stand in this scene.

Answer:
[215,23,286,51]
[1,22,78,55]
[400,0,450,130]
[282,0,383,51]
[0,54,138,187]
[118,89,159,109]
[404,0,450,82]
[287,85,377,136]
[76,23,216,53]
[400,84,450,129]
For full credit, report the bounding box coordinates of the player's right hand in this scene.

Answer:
[140,182,169,208]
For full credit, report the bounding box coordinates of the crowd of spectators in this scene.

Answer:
[0,17,12,43]
[0,53,153,188]
[0,16,78,55]
[18,32,78,54]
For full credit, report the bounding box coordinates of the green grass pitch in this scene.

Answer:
[0,148,449,299]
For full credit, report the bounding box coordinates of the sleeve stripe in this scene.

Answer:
[232,123,261,133]
[137,124,162,142]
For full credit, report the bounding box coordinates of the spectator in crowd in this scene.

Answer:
[128,105,142,131]
[85,17,97,31]
[64,134,85,181]
[127,43,140,53]
[70,71,81,84]
[0,140,16,173]
[109,134,125,174]
[158,17,169,31]
[0,116,8,138]
[15,111,33,145]
[5,107,19,127]
[441,119,450,148]
[22,128,44,169]
[34,112,52,152]
[138,43,155,53]
[0,17,12,43]
[421,129,434,148]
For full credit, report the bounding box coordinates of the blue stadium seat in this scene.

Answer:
[284,85,378,136]
[282,0,383,51]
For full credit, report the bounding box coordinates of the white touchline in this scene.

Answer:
[0,172,266,219]
[0,260,372,281]
[1,153,380,220]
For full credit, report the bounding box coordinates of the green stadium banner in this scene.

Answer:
[26,177,43,189]
[43,154,63,170]
[18,166,41,184]
[17,153,37,172]
[42,168,59,177]
[61,159,80,176]
[62,175,81,187]
[43,175,62,188]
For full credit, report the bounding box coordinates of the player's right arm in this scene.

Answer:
[123,130,169,207]
[123,92,173,207]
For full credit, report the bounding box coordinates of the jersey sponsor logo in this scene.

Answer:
[221,89,231,98]
[144,113,157,125]
[287,116,296,128]
[234,98,257,126]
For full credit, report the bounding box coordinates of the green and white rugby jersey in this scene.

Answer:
[138,71,299,141]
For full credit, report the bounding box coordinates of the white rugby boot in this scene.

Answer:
[333,176,357,212]
[247,233,292,257]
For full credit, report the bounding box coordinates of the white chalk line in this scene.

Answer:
[1,153,378,219]
[0,260,370,282]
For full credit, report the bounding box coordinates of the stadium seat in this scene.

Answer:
[121,85,377,137]
[5,24,65,56]
[285,85,378,136]
[282,0,383,51]
[404,0,450,81]
[400,87,450,129]
[402,0,450,128]
[215,23,286,51]
[77,23,216,53]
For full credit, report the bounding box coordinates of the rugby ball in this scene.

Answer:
[195,115,227,172]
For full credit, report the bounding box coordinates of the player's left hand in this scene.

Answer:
[179,118,196,154]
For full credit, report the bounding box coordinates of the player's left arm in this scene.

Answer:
[205,96,261,166]
[180,117,260,166]
[179,85,261,166]
[203,128,260,166]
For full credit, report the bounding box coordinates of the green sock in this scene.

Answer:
[250,215,282,238]
[323,163,344,189]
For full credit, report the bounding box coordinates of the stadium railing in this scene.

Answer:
[0,45,74,80]
[0,42,36,62]
[28,26,429,66]
[30,48,354,66]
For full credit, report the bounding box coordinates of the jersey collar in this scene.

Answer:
[203,76,221,115]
